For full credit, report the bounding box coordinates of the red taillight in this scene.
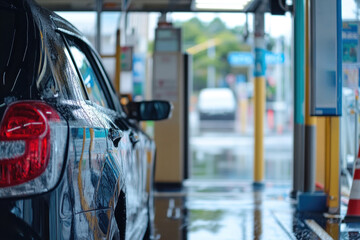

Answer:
[0,101,60,187]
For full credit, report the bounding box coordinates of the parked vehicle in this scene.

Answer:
[198,88,236,121]
[0,0,171,239]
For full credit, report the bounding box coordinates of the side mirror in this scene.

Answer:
[125,100,173,121]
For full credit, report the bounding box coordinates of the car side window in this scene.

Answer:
[66,38,110,109]
[89,49,124,113]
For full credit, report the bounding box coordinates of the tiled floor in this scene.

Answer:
[153,181,360,240]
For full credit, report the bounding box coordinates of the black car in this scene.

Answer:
[0,0,172,239]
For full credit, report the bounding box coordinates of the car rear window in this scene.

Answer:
[0,1,40,107]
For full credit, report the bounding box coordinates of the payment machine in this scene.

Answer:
[153,24,190,190]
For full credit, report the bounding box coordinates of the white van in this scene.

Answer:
[198,88,237,121]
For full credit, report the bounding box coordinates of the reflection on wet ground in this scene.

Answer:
[190,132,292,182]
[154,182,360,240]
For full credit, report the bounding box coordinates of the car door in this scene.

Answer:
[87,42,152,239]
[62,35,124,239]
[85,41,153,239]
[63,34,149,239]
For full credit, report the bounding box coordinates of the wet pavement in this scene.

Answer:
[153,181,360,240]
[190,132,292,182]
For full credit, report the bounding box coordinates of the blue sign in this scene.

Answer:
[254,48,266,77]
[228,52,253,66]
[265,52,285,65]
[133,54,145,81]
[132,53,145,97]
[228,51,285,66]
[342,22,358,63]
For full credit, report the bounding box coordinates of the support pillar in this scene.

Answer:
[326,117,341,214]
[298,0,341,213]
[253,8,266,188]
[291,0,305,198]
[95,0,102,53]
[114,29,121,95]
[297,0,327,212]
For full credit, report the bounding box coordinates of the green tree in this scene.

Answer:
[207,17,227,35]
[175,17,251,92]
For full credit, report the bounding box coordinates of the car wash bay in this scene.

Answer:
[36,0,360,239]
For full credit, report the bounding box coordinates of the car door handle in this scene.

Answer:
[129,131,139,147]
[108,128,123,148]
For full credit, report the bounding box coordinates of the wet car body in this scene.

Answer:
[0,0,165,239]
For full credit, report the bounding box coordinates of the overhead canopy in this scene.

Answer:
[35,0,262,12]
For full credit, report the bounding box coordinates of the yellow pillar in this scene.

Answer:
[324,117,331,195]
[254,77,265,183]
[324,117,340,214]
[253,5,266,187]
[315,118,326,188]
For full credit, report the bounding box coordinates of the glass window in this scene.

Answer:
[67,39,109,108]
